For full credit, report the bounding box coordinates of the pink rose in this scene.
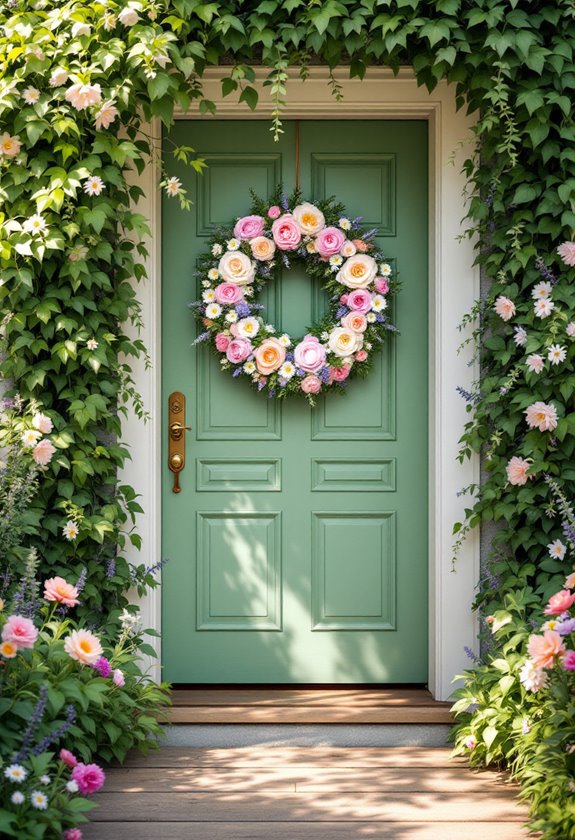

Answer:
[214,283,243,305]
[271,214,301,251]
[59,749,78,768]
[544,590,575,616]
[226,337,253,364]
[355,350,368,362]
[346,289,372,313]
[215,333,230,352]
[340,294,349,304]
[64,830,83,840]
[330,366,350,382]
[32,438,56,467]
[314,226,346,258]
[230,323,239,337]
[1,615,38,650]
[113,668,125,687]
[233,215,265,240]
[293,335,327,373]
[44,576,80,607]
[300,375,322,394]
[254,338,286,375]
[267,206,281,219]
[71,763,106,795]
[342,312,367,333]
[563,650,575,671]
[375,277,389,294]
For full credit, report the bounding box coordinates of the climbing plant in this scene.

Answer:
[1,0,575,635]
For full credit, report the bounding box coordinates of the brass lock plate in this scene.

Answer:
[168,391,190,493]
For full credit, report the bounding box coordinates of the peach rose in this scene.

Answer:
[64,628,103,665]
[527,630,565,670]
[300,375,322,394]
[352,239,370,252]
[341,240,357,258]
[544,590,575,616]
[44,576,80,607]
[293,202,325,235]
[336,254,378,289]
[218,251,255,286]
[506,456,532,486]
[271,214,301,251]
[342,312,367,333]
[328,327,363,358]
[32,439,56,467]
[565,572,575,589]
[254,338,286,375]
[65,82,102,110]
[525,401,558,432]
[0,132,22,158]
[250,236,276,261]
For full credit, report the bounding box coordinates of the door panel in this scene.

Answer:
[161,120,428,683]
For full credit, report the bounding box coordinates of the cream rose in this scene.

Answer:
[328,327,363,357]
[250,236,276,261]
[336,254,378,289]
[254,337,286,375]
[293,202,325,235]
[218,250,256,286]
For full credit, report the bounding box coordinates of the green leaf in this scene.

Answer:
[239,86,258,110]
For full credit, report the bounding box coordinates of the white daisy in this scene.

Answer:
[23,214,47,236]
[205,303,222,319]
[21,429,42,448]
[531,281,553,300]
[62,520,79,541]
[279,361,295,379]
[366,312,376,323]
[329,255,343,267]
[39,775,50,786]
[211,243,223,257]
[380,263,392,276]
[513,327,527,347]
[371,295,387,312]
[66,780,79,793]
[202,289,216,303]
[548,343,567,365]
[548,539,567,560]
[243,361,256,374]
[279,334,291,347]
[22,87,40,105]
[4,764,28,783]
[534,298,555,318]
[201,280,210,288]
[265,324,275,333]
[227,238,240,251]
[338,218,351,231]
[86,338,99,351]
[165,176,181,197]
[236,317,260,338]
[225,311,238,323]
[83,176,105,197]
[208,268,219,281]
[526,354,544,374]
[30,790,48,810]
[11,791,24,805]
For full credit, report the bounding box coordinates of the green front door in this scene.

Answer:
[161,120,428,683]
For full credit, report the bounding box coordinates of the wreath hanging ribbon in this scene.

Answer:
[192,188,396,404]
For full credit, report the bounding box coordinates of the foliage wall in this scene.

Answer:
[1,0,575,629]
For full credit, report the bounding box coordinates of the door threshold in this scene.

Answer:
[168,686,453,725]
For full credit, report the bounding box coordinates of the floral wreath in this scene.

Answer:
[192,188,396,403]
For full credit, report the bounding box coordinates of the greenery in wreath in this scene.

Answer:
[191,188,396,404]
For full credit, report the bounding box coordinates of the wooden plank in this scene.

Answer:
[168,705,453,724]
[90,790,529,822]
[102,765,510,794]
[171,688,450,708]
[121,747,466,769]
[83,821,532,840]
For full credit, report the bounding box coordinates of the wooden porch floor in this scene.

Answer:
[83,746,534,839]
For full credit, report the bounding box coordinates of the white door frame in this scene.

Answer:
[122,67,480,700]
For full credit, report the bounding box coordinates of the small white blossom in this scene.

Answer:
[102,12,116,30]
[519,659,547,693]
[86,338,99,351]
[548,539,567,560]
[338,217,351,230]
[30,790,48,810]
[568,322,575,338]
[66,780,79,793]
[526,353,544,374]
[165,176,182,197]
[201,280,210,288]
[243,361,256,374]
[5,765,28,783]
[211,243,223,257]
[49,68,68,87]
[279,361,295,380]
[320,331,329,342]
[118,7,139,26]
[39,775,50,786]
[329,255,343,267]
[226,238,240,251]
[265,324,275,333]
[202,289,216,303]
[11,791,25,805]
[278,334,291,347]
[532,281,553,300]
[534,298,555,319]
[63,520,79,541]
[366,312,376,323]
[208,268,219,281]
[120,608,142,635]
[371,295,387,312]
[513,327,527,347]
[83,176,105,197]
[205,303,222,319]
[22,87,40,105]
[23,214,47,236]
[71,21,91,37]
[236,317,260,338]
[548,344,567,365]
[225,311,238,323]
[21,429,42,448]
[365,342,372,351]
[380,263,392,276]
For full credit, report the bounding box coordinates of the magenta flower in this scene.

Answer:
[64,829,83,840]
[59,749,78,768]
[563,650,575,671]
[92,656,112,678]
[71,763,106,795]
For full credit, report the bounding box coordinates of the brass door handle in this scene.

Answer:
[168,392,190,494]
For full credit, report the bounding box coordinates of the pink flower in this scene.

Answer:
[233,215,265,240]
[342,312,367,333]
[44,577,80,607]
[293,335,327,373]
[355,350,368,362]
[267,206,281,219]
[226,337,253,364]
[464,735,477,750]
[300,375,322,395]
[214,283,243,305]
[544,590,575,616]
[527,630,566,670]
[330,366,350,382]
[59,749,78,768]
[352,239,370,252]
[254,338,286,375]
[271,214,301,251]
[558,241,575,267]
[95,99,118,131]
[113,668,125,687]
[525,401,558,432]
[71,763,106,795]
[494,295,516,321]
[32,439,56,467]
[314,226,346,258]
[339,294,349,304]
[64,629,103,665]
[32,412,53,434]
[92,656,112,678]
[215,333,230,352]
[563,651,575,671]
[2,615,38,650]
[506,456,532,486]
[65,82,102,110]
[346,289,372,313]
[64,829,83,840]
[375,277,389,295]
[565,572,575,589]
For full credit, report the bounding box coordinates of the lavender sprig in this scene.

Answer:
[14,685,48,763]
[31,705,76,756]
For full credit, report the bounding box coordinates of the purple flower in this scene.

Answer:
[535,256,557,286]
[257,380,266,391]
[235,302,251,318]
[557,619,575,636]
[92,657,112,678]
[232,367,243,378]
[320,367,331,383]
[280,194,289,210]
[106,558,116,579]
[336,306,349,319]
[75,568,87,594]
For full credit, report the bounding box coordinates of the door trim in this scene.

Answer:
[122,67,480,700]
